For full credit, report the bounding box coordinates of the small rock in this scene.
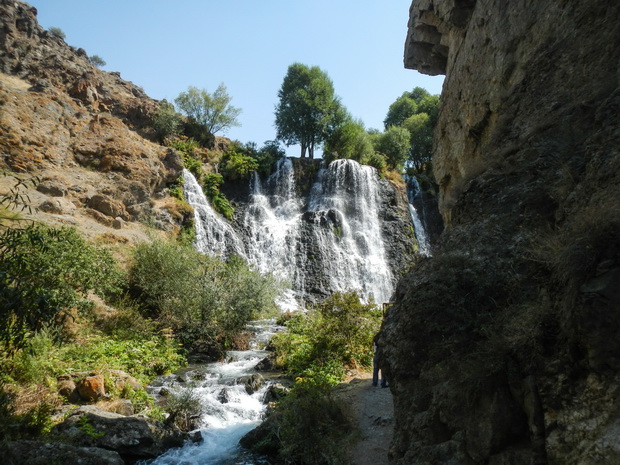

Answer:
[39,199,64,213]
[255,356,274,371]
[112,217,124,229]
[217,388,230,404]
[36,180,67,197]
[244,373,265,395]
[57,378,80,403]
[187,430,203,443]
[262,383,289,404]
[76,375,106,402]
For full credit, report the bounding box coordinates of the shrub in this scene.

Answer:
[153,100,182,141]
[0,225,122,352]
[164,386,203,432]
[89,55,106,68]
[221,151,259,180]
[276,381,352,465]
[271,291,381,385]
[48,27,65,40]
[203,173,234,220]
[128,240,281,355]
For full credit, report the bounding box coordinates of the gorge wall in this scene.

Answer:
[380,1,620,464]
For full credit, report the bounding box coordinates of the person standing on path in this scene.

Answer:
[372,336,387,388]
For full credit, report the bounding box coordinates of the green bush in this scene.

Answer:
[203,173,234,220]
[221,151,259,180]
[153,100,182,141]
[277,381,352,465]
[48,27,65,40]
[128,240,281,355]
[2,326,184,386]
[271,291,381,385]
[164,136,203,178]
[0,225,122,352]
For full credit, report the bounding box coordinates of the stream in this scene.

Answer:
[143,319,284,465]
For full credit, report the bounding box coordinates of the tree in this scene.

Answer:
[323,117,374,164]
[175,84,242,135]
[89,55,106,68]
[403,113,433,170]
[374,126,411,170]
[274,63,340,159]
[383,87,439,173]
[383,94,418,129]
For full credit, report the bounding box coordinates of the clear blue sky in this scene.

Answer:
[32,0,444,156]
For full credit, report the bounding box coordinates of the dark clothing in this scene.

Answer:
[372,342,387,387]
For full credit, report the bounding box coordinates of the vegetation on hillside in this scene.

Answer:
[174,84,242,136]
[0,175,283,442]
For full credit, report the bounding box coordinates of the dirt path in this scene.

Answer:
[335,372,394,465]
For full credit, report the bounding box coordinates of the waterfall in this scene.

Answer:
[305,159,394,304]
[404,175,431,257]
[183,159,398,307]
[182,169,247,259]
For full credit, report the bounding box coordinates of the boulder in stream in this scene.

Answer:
[53,405,184,461]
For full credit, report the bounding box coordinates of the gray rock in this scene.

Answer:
[0,440,124,465]
[54,406,184,461]
[36,180,67,197]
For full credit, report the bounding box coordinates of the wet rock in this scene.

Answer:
[187,430,203,443]
[254,356,274,371]
[243,373,265,395]
[262,384,289,404]
[218,388,230,404]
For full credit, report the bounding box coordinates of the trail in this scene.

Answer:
[335,372,394,465]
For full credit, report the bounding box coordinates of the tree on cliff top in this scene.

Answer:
[274,63,341,159]
[175,84,242,135]
[384,86,439,172]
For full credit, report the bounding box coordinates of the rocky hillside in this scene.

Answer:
[380,1,620,464]
[0,0,185,244]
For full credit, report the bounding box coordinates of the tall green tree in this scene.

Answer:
[323,116,374,164]
[175,84,242,135]
[374,126,411,170]
[274,63,340,159]
[384,87,439,173]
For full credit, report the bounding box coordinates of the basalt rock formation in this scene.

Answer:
[0,0,185,241]
[380,1,620,464]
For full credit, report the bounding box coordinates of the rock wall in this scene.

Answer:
[380,1,620,464]
[0,0,185,241]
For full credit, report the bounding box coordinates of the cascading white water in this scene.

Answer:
[242,158,303,311]
[182,169,247,259]
[306,159,394,304]
[145,320,283,465]
[404,175,431,257]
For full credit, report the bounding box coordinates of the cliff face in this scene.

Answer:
[0,0,184,242]
[380,1,620,464]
